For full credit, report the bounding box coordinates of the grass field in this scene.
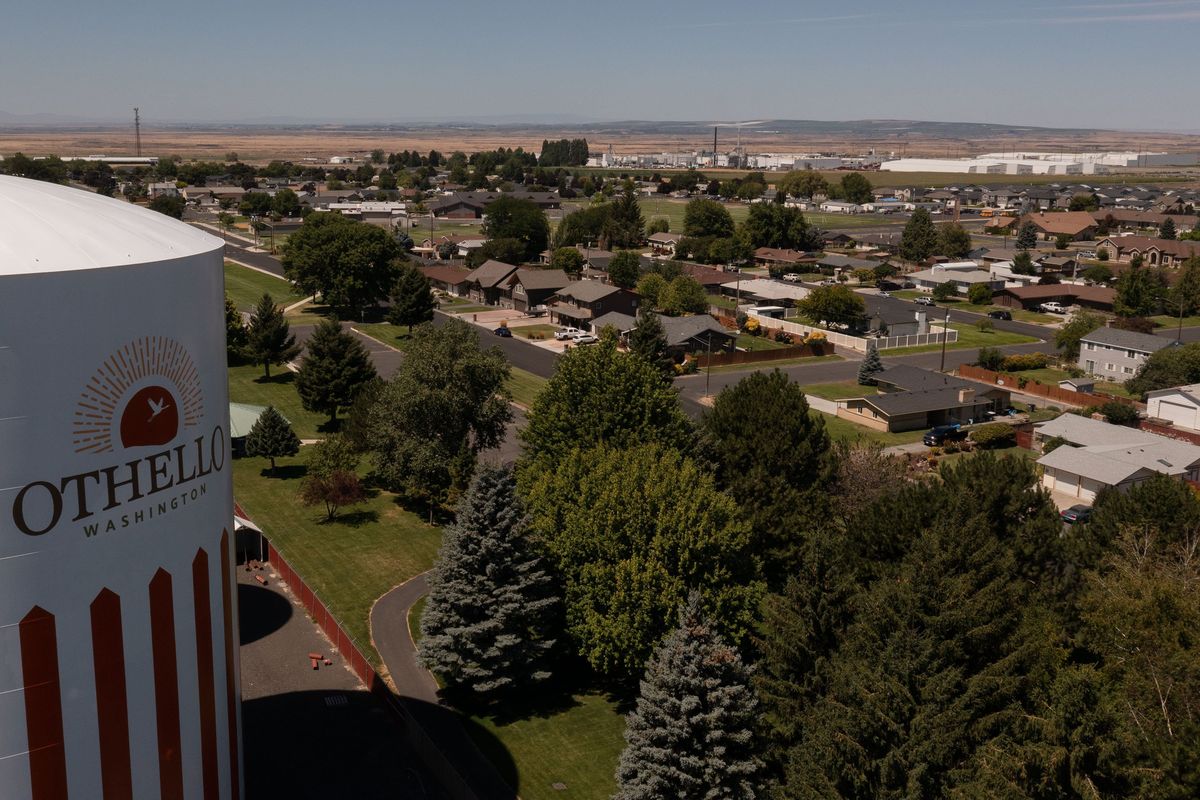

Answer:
[704,354,843,374]
[507,367,548,407]
[512,324,558,340]
[352,322,413,350]
[813,411,926,447]
[1150,313,1200,330]
[227,364,328,439]
[735,333,791,351]
[637,197,902,233]
[232,452,443,667]
[883,321,1039,356]
[802,381,875,401]
[223,261,303,311]
[1011,367,1137,399]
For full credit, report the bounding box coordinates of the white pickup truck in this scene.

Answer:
[1039,302,1067,314]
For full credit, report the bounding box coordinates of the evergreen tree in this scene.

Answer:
[700,370,833,586]
[937,222,972,259]
[627,311,673,379]
[225,296,248,364]
[387,263,435,332]
[899,208,939,263]
[244,406,300,474]
[604,181,646,249]
[419,465,560,698]
[247,293,301,378]
[607,250,641,289]
[614,594,764,800]
[857,345,883,385]
[1159,216,1177,240]
[1016,220,1039,250]
[295,318,378,425]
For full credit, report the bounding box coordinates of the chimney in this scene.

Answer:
[958,387,975,404]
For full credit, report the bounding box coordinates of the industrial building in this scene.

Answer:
[880,151,1200,175]
[0,177,240,799]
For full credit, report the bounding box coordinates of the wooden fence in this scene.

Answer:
[1139,419,1200,446]
[957,365,1143,410]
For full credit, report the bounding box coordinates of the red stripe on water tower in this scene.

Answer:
[192,549,219,800]
[19,606,68,800]
[220,530,241,800]
[90,589,133,800]
[149,569,184,800]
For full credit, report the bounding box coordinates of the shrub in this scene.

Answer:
[932,282,958,302]
[1100,401,1139,426]
[1000,352,1050,371]
[976,346,1005,371]
[969,423,1016,448]
[1042,435,1069,454]
[968,283,992,305]
[976,318,994,333]
[1097,247,1109,261]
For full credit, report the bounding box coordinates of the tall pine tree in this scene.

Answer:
[418,465,559,698]
[244,406,299,474]
[627,311,673,379]
[387,263,436,333]
[857,345,883,385]
[295,318,378,425]
[614,593,764,800]
[247,293,301,378]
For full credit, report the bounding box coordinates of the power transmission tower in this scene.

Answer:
[134,107,142,157]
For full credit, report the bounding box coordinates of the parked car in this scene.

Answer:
[878,291,891,298]
[1039,302,1067,314]
[914,296,936,306]
[571,332,599,345]
[820,278,838,286]
[900,280,916,289]
[987,310,1012,320]
[782,273,804,283]
[923,424,967,446]
[554,327,584,340]
[1060,504,1092,524]
[493,326,512,338]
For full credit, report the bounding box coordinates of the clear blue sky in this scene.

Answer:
[3,0,1199,130]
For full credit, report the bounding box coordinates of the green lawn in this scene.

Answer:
[469,695,626,800]
[352,322,413,350]
[437,294,476,308]
[284,302,337,326]
[1149,313,1200,330]
[232,452,442,668]
[408,600,626,800]
[735,333,791,351]
[507,367,548,407]
[223,261,303,312]
[814,410,926,447]
[883,322,1039,356]
[708,294,737,310]
[1010,367,1137,399]
[512,324,559,340]
[227,364,328,440]
[704,354,843,374]
[441,305,494,315]
[802,381,874,401]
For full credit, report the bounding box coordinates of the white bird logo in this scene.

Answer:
[147,396,171,422]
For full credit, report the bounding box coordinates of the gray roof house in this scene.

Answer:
[463,259,519,305]
[837,365,1010,432]
[1078,326,1173,383]
[502,268,570,312]
[592,312,736,357]
[548,282,639,330]
[1034,415,1200,503]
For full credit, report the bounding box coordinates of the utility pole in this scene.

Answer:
[705,332,713,399]
[939,307,951,372]
[133,107,142,157]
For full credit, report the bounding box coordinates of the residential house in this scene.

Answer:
[419,265,471,296]
[816,253,879,276]
[992,284,1115,313]
[819,200,862,214]
[753,247,817,271]
[648,231,682,256]
[908,261,1004,295]
[428,190,562,219]
[1146,384,1200,432]
[502,268,570,313]
[837,365,1010,433]
[591,312,737,358]
[679,262,732,290]
[463,260,519,305]
[1092,209,1199,233]
[548,281,639,330]
[867,304,929,337]
[1019,211,1097,241]
[1095,235,1199,268]
[721,279,809,307]
[1034,415,1200,503]
[1078,326,1173,382]
[147,181,179,198]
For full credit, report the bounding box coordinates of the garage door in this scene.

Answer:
[1077,478,1098,503]
[1045,468,1079,497]
[1157,400,1196,429]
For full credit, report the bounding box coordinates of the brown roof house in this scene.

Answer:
[502,268,571,313]
[419,265,472,296]
[837,364,1010,433]
[992,284,1115,312]
[1019,211,1097,241]
[548,281,639,331]
[1096,236,1199,268]
[463,260,519,305]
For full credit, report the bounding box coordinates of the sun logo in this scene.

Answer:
[72,337,204,454]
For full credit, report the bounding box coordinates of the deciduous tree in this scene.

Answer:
[797,284,866,330]
[683,198,735,238]
[938,222,972,259]
[481,196,549,261]
[607,250,641,289]
[282,211,403,313]
[658,275,707,316]
[900,208,939,262]
[1054,309,1104,360]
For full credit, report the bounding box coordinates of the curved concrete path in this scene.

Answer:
[371,573,518,800]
